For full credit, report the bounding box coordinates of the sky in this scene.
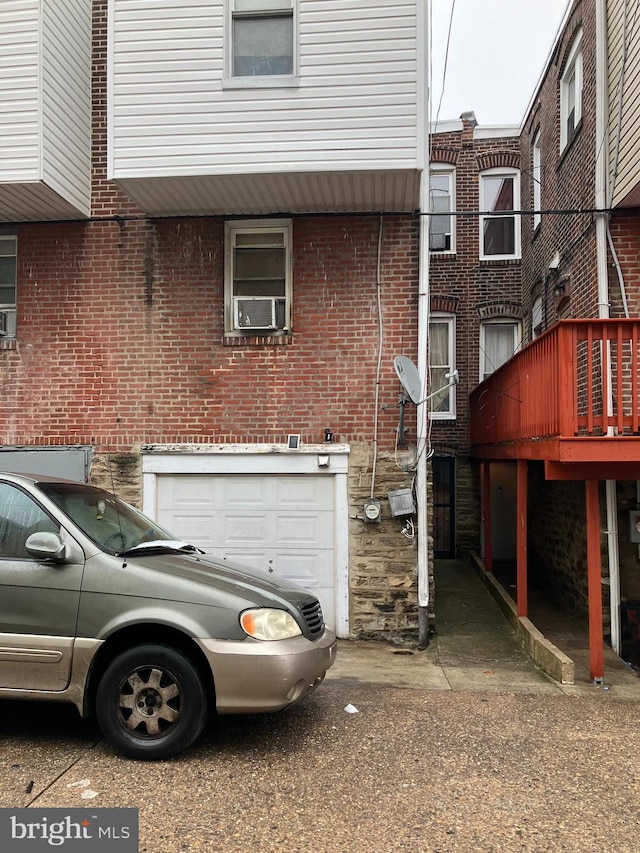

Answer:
[430,0,571,127]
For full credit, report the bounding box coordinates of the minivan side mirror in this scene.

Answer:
[25,532,67,562]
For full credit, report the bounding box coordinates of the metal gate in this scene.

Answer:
[432,456,455,558]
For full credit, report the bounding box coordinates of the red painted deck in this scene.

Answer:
[470,319,640,476]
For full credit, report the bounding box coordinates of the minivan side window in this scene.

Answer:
[0,483,58,559]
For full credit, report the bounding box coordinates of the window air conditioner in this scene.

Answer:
[430,233,448,251]
[234,297,277,330]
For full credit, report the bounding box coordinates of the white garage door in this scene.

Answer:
[156,474,336,629]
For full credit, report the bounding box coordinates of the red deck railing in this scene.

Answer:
[470,319,640,449]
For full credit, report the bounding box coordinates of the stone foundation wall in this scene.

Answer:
[347,441,427,644]
[91,453,142,508]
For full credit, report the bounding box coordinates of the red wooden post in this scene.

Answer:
[516,459,528,618]
[483,461,492,573]
[585,479,604,682]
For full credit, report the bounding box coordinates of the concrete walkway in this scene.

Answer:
[329,558,640,700]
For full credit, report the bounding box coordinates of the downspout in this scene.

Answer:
[595,0,621,655]
[416,0,430,649]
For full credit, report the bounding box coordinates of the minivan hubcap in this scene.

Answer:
[118,667,182,738]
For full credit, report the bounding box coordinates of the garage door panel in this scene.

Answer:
[158,476,218,509]
[274,512,333,548]
[163,512,220,549]
[272,477,333,508]
[222,513,269,546]
[219,477,271,508]
[276,552,334,587]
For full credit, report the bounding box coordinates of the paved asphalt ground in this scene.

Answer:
[1,560,639,853]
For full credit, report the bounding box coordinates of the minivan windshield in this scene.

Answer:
[38,482,178,554]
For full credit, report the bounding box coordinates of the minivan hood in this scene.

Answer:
[84,548,314,611]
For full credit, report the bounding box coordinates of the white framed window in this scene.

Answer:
[0,235,17,339]
[480,321,521,381]
[428,314,456,419]
[532,295,543,339]
[479,168,521,260]
[532,133,541,229]
[429,166,455,253]
[560,29,583,151]
[224,219,292,335]
[225,0,297,85]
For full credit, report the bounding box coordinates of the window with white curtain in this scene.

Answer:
[480,321,521,381]
[429,315,456,419]
[532,295,543,339]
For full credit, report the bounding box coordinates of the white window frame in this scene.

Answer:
[428,314,456,420]
[224,0,299,88]
[532,133,541,229]
[479,320,522,382]
[428,165,455,254]
[479,168,521,261]
[532,295,543,339]
[0,235,17,339]
[224,218,292,336]
[560,29,583,152]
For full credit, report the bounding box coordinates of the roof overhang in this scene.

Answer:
[113,169,421,217]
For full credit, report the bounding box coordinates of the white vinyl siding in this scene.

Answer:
[108,0,420,179]
[0,0,91,219]
[608,0,640,208]
[41,0,92,214]
[0,0,40,182]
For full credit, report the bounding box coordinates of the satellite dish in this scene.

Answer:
[394,356,424,404]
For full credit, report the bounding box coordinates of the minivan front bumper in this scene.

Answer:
[197,629,337,714]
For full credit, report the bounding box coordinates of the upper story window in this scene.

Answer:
[532,133,541,229]
[429,166,455,253]
[560,29,583,151]
[480,321,521,381]
[224,219,292,336]
[227,0,296,83]
[429,314,456,420]
[0,236,17,339]
[479,168,521,260]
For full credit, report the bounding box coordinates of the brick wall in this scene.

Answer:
[0,0,429,643]
[428,118,522,556]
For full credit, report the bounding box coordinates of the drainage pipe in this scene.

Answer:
[595,0,621,655]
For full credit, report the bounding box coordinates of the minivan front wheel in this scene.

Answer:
[95,644,209,760]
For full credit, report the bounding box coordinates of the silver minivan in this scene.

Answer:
[0,473,336,760]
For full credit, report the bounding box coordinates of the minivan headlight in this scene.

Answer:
[240,609,302,641]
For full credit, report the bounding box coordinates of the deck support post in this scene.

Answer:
[585,479,604,682]
[516,459,528,618]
